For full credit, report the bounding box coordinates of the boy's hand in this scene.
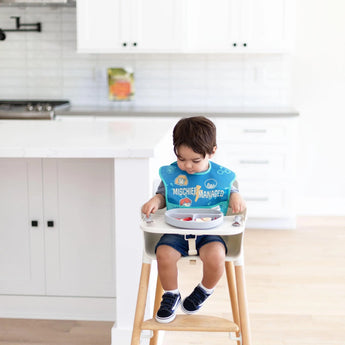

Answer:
[141,194,165,218]
[229,192,246,214]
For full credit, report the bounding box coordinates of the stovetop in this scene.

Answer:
[0,100,70,119]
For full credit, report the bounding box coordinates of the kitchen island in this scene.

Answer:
[0,119,173,344]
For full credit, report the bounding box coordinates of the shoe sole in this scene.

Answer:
[155,313,177,323]
[155,300,181,323]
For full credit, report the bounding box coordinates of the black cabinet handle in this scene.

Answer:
[243,43,247,47]
[233,43,237,47]
[122,42,127,47]
[31,220,38,227]
[47,220,54,227]
[132,42,137,47]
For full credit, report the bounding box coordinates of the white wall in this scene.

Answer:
[291,0,345,215]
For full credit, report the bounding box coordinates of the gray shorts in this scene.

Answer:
[155,234,227,257]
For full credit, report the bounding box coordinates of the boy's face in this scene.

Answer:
[176,145,216,174]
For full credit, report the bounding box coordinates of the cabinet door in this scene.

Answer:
[185,0,290,53]
[0,159,45,295]
[241,0,289,52]
[132,0,183,51]
[77,0,122,52]
[43,159,115,297]
[77,0,184,52]
[186,0,239,52]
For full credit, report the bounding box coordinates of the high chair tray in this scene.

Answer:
[165,208,223,229]
[141,209,245,236]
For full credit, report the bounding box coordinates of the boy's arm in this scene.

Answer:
[141,193,166,218]
[229,192,246,214]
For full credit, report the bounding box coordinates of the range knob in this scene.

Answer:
[26,103,34,111]
[45,104,53,111]
[35,104,43,112]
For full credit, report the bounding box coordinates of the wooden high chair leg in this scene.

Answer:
[225,261,241,345]
[131,262,152,345]
[235,265,252,345]
[149,276,164,345]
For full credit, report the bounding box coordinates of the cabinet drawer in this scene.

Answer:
[240,182,291,217]
[216,151,287,179]
[216,119,293,144]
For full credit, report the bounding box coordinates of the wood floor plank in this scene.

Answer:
[0,319,113,345]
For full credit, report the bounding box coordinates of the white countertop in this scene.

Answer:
[0,119,172,158]
[56,106,299,118]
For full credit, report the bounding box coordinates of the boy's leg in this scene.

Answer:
[199,241,226,288]
[155,244,182,323]
[181,241,226,314]
[155,244,181,290]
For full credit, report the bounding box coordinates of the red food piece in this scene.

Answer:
[182,217,193,221]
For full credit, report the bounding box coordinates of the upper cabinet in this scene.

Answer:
[132,0,184,51]
[77,0,184,53]
[186,0,293,53]
[239,0,293,53]
[77,0,293,53]
[77,0,121,53]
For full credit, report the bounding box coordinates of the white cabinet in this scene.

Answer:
[77,0,183,53]
[76,0,121,53]
[185,0,237,52]
[240,0,292,53]
[186,0,291,53]
[77,0,292,53]
[0,159,45,295]
[214,117,298,228]
[0,158,115,297]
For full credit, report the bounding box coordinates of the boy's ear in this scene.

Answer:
[210,145,217,157]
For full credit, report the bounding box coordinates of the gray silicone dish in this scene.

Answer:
[165,208,224,229]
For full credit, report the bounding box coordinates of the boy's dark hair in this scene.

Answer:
[173,116,217,158]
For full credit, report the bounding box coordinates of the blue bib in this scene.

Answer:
[159,161,236,215]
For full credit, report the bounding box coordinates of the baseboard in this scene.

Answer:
[0,295,116,321]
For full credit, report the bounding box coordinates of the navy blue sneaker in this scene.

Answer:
[155,292,181,323]
[181,285,211,314]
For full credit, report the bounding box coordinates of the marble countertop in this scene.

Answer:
[0,119,172,158]
[56,106,299,118]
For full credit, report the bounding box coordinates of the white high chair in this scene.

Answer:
[131,208,251,345]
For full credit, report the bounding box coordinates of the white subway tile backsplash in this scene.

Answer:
[135,80,170,90]
[26,69,61,78]
[0,40,25,51]
[26,51,60,59]
[171,78,206,90]
[0,68,23,78]
[207,70,243,82]
[27,88,63,99]
[135,70,171,81]
[0,6,291,107]
[0,60,26,69]
[60,41,77,52]
[26,40,61,51]
[0,88,27,99]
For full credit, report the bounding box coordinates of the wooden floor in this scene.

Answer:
[1,217,344,345]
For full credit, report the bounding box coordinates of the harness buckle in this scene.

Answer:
[184,234,198,256]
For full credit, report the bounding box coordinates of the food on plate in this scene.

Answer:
[179,217,193,221]
[178,217,213,222]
